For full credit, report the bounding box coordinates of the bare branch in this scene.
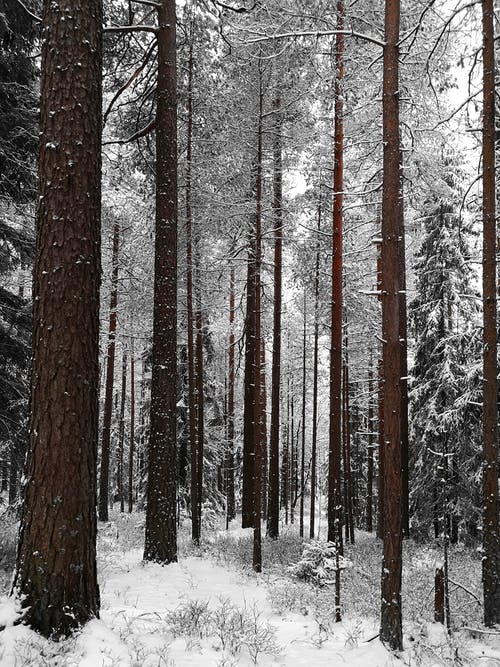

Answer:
[104,24,158,35]
[12,0,41,23]
[213,0,258,13]
[131,0,161,7]
[103,119,156,145]
[244,28,384,48]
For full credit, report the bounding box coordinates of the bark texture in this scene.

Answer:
[380,0,403,650]
[13,0,102,637]
[144,0,178,564]
[481,0,500,627]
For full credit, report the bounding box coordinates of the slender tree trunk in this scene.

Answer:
[310,206,321,540]
[380,0,403,649]
[366,361,374,532]
[13,0,102,636]
[185,42,199,545]
[376,229,384,540]
[298,293,307,537]
[328,1,344,626]
[98,220,120,522]
[399,152,409,540]
[242,220,256,529]
[118,350,127,513]
[482,0,500,626]
[260,339,268,519]
[226,264,236,523]
[290,371,295,525]
[144,0,178,564]
[267,91,283,539]
[282,373,290,524]
[195,285,204,533]
[252,70,264,573]
[128,351,135,513]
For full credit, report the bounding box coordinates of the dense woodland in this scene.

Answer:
[1,0,500,661]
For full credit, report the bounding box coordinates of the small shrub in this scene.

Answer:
[241,602,280,665]
[165,599,211,638]
[267,580,312,615]
[289,541,351,587]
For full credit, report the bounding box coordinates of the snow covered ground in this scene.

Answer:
[1,511,500,665]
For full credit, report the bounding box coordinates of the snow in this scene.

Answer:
[1,515,500,666]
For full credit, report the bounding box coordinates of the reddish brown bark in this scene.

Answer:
[98,220,120,522]
[380,0,403,649]
[482,0,500,627]
[328,8,345,622]
[144,0,178,564]
[13,0,102,636]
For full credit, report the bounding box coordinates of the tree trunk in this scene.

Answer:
[195,284,204,534]
[118,350,127,513]
[13,0,102,636]
[380,0,403,649]
[128,351,135,513]
[144,0,178,564]
[482,0,500,627]
[399,152,409,540]
[226,264,236,523]
[260,338,268,519]
[98,220,120,522]
[328,7,344,627]
[300,292,307,538]
[267,91,283,539]
[310,206,321,540]
[366,361,374,532]
[185,42,199,545]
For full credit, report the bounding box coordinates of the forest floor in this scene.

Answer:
[1,509,500,666]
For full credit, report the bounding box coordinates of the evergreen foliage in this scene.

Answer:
[409,166,482,541]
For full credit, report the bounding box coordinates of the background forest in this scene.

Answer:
[1,0,500,664]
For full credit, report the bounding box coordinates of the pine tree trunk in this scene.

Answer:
[185,42,199,545]
[144,0,178,564]
[380,0,403,649]
[128,352,135,513]
[299,293,307,538]
[481,0,500,626]
[328,7,345,619]
[260,339,268,519]
[118,350,127,513]
[195,285,204,534]
[98,220,120,522]
[226,264,236,522]
[366,361,374,532]
[267,91,283,539]
[252,71,264,573]
[310,207,321,540]
[13,0,102,636]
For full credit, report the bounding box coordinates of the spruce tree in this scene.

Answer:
[409,174,482,541]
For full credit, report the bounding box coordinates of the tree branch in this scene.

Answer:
[12,0,41,23]
[104,24,158,35]
[103,119,156,145]
[244,28,384,48]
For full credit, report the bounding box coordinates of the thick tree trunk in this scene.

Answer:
[267,92,283,539]
[380,0,403,650]
[328,8,344,626]
[98,220,120,522]
[13,0,102,636]
[144,0,178,564]
[482,0,500,627]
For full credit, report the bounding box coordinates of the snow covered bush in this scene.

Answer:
[289,540,351,587]
[165,599,211,638]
